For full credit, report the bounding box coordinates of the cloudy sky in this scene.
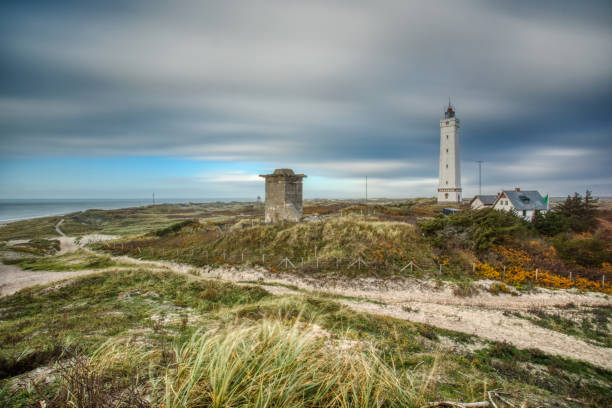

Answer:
[1,0,611,199]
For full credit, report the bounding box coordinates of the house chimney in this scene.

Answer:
[514,187,521,192]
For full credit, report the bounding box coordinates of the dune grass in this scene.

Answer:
[106,217,441,277]
[1,269,611,407]
[0,216,62,240]
[7,250,117,271]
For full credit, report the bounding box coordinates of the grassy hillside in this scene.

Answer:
[0,202,263,240]
[2,198,610,290]
[102,216,442,277]
[2,270,610,407]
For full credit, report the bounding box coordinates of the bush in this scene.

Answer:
[453,281,478,297]
[532,211,569,236]
[553,234,611,268]
[555,191,599,233]
[489,282,511,295]
[419,208,530,251]
[154,219,201,237]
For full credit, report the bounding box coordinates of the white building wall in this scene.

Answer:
[437,116,462,202]
[493,196,544,221]
[471,198,485,210]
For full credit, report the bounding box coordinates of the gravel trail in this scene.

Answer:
[1,229,611,369]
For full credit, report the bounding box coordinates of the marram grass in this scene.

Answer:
[78,319,417,407]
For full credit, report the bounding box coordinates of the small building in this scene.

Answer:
[470,195,497,210]
[492,188,548,221]
[259,169,307,223]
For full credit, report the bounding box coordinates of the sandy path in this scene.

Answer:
[0,263,104,297]
[110,259,612,369]
[0,221,120,296]
[341,300,612,370]
[55,219,77,254]
[2,228,611,369]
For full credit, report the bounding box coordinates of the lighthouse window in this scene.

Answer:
[445,164,448,168]
[446,121,449,125]
[446,181,448,185]
[446,148,448,153]
[445,193,449,199]
[446,135,448,140]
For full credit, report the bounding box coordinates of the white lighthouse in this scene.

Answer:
[437,102,462,203]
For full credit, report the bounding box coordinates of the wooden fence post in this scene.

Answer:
[603,275,606,288]
[535,268,539,281]
[439,264,442,275]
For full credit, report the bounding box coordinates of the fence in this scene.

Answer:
[97,241,610,290]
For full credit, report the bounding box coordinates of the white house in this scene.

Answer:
[470,195,497,210]
[493,188,549,221]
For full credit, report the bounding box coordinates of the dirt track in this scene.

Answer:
[1,223,611,370]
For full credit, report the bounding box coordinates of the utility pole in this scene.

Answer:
[475,161,484,195]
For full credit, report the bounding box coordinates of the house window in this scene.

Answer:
[522,210,527,217]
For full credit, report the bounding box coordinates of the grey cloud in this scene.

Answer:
[1,0,611,195]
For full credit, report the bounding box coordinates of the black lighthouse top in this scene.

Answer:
[444,101,455,119]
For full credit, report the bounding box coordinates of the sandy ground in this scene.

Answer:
[1,221,611,369]
[341,300,612,370]
[0,263,105,297]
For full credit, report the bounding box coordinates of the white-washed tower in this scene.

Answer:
[437,102,462,203]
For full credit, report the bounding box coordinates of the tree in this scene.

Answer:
[555,190,599,232]
[532,210,569,236]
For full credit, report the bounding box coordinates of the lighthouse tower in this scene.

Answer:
[437,102,462,203]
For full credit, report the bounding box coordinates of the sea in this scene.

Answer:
[0,198,252,224]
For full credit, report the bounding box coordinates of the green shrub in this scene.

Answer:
[154,219,202,237]
[553,234,611,267]
[532,211,569,236]
[419,208,530,251]
[555,191,599,233]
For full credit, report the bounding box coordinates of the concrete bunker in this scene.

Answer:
[259,169,307,223]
